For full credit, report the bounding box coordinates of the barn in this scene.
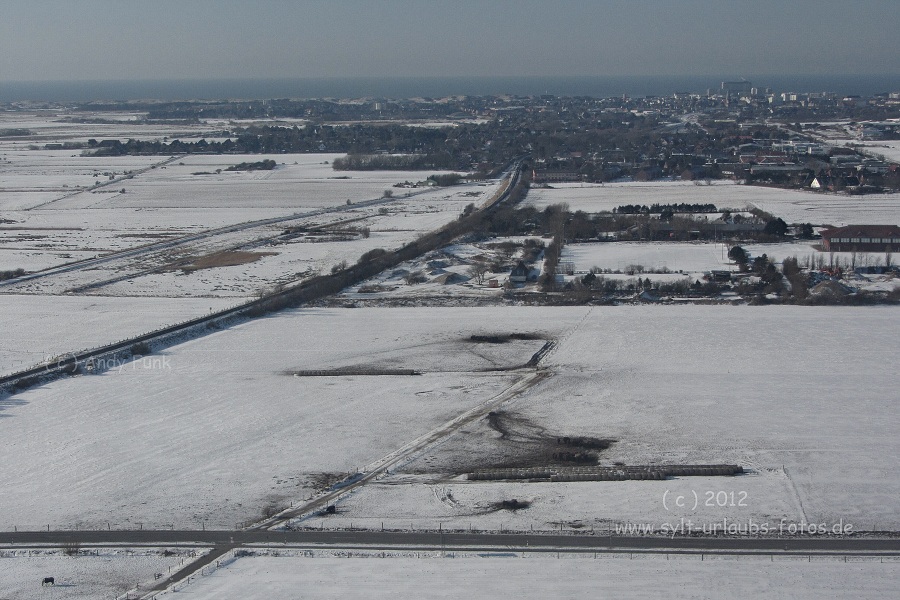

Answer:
[820,225,900,253]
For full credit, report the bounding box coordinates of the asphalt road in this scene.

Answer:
[1,529,898,555]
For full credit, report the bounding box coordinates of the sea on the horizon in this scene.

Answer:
[1,74,898,103]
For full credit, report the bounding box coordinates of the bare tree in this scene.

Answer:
[467,263,489,285]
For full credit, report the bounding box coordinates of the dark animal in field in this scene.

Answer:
[42,577,55,586]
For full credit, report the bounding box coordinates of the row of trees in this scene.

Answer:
[613,203,718,214]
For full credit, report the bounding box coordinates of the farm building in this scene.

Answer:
[510,261,530,284]
[820,225,900,252]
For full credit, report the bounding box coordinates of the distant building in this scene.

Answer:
[721,81,752,96]
[532,170,584,183]
[821,225,900,252]
[510,261,530,284]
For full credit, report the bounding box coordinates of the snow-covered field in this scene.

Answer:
[0,549,185,600]
[559,240,892,279]
[850,140,900,164]
[0,307,553,530]
[525,181,900,225]
[2,306,897,535]
[562,241,733,274]
[170,553,899,600]
[39,153,456,212]
[0,181,492,298]
[289,306,899,533]
[0,295,237,376]
[2,112,479,283]
[1,127,499,298]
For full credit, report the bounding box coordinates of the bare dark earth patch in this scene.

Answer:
[493,498,531,511]
[469,333,544,344]
[176,250,277,273]
[285,368,420,376]
[397,410,617,476]
[306,472,349,493]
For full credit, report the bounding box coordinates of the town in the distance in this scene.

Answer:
[0,76,898,598]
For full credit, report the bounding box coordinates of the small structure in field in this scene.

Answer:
[510,261,529,284]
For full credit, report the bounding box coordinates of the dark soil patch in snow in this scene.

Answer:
[396,410,617,476]
[286,368,420,376]
[492,498,531,511]
[469,333,544,344]
[175,250,277,273]
[306,472,348,493]
[476,410,616,469]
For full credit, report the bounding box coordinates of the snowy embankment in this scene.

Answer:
[0,295,237,376]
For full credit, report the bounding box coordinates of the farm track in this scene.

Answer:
[0,160,525,392]
[251,369,549,531]
[24,155,186,211]
[0,160,528,595]
[0,189,426,294]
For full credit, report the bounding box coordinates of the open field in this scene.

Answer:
[0,294,237,376]
[169,553,900,600]
[39,153,458,212]
[0,549,187,600]
[0,182,491,298]
[1,145,497,299]
[561,241,732,274]
[291,306,899,533]
[2,306,897,535]
[0,307,554,530]
[525,181,900,225]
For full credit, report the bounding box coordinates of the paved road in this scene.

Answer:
[1,529,898,555]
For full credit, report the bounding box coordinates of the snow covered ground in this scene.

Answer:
[558,239,893,280]
[0,145,499,302]
[0,295,237,376]
[0,548,185,600]
[0,307,556,530]
[169,553,899,600]
[2,113,480,286]
[290,306,899,533]
[525,181,900,225]
[844,140,900,164]
[562,241,733,274]
[2,306,897,535]
[38,153,456,212]
[0,182,491,298]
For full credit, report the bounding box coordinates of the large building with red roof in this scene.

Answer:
[820,225,900,252]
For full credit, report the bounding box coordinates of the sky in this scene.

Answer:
[1,0,898,82]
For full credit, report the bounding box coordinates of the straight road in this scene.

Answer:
[0,529,897,555]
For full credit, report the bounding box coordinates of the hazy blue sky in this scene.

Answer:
[2,0,898,81]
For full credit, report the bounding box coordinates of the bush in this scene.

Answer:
[405,271,427,285]
[357,248,388,264]
[0,268,26,281]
